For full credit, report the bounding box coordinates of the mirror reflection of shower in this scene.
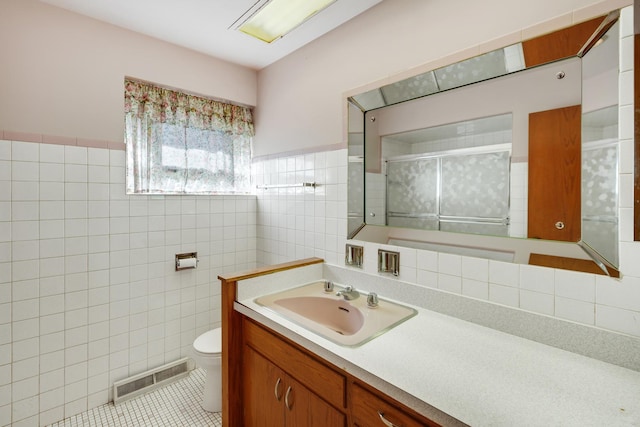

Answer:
[381,114,513,238]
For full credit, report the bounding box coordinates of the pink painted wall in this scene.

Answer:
[0,0,257,144]
[254,0,629,156]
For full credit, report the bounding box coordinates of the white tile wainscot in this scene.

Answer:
[0,138,257,426]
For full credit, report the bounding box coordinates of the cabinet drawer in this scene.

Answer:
[351,383,438,427]
[243,317,346,409]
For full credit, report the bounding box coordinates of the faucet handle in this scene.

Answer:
[336,285,352,296]
[367,292,379,308]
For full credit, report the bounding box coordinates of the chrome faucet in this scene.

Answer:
[336,285,360,301]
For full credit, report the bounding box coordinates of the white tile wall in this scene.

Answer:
[253,151,348,267]
[509,162,528,238]
[0,140,256,426]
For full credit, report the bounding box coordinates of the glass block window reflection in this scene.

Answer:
[435,49,510,91]
[381,72,439,106]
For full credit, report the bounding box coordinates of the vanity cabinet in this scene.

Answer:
[241,316,439,427]
[244,346,345,426]
[220,259,443,427]
[243,345,284,425]
[242,317,347,427]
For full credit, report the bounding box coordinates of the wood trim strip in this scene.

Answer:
[220,280,242,426]
[217,257,324,283]
[220,275,241,426]
[634,32,640,240]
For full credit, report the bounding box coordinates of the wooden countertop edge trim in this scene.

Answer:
[218,257,324,283]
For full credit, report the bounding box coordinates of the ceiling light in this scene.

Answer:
[237,0,337,43]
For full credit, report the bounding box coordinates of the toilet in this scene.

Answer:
[192,327,222,412]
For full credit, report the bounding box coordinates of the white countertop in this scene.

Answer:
[236,269,640,426]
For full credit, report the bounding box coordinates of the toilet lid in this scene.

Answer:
[194,328,222,354]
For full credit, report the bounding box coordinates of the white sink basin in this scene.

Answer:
[254,281,417,347]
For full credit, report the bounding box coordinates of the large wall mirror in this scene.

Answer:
[347,8,626,276]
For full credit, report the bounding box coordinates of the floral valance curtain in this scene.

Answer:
[124,79,253,194]
[124,79,254,136]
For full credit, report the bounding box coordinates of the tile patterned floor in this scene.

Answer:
[47,368,222,427]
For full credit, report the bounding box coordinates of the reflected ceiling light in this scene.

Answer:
[235,0,337,43]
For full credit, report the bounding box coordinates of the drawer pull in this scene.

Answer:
[378,411,399,427]
[274,378,282,401]
[285,386,293,410]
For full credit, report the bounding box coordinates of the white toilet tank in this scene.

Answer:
[193,328,222,356]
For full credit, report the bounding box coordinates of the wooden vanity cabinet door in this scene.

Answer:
[243,317,346,410]
[351,382,440,427]
[285,375,346,427]
[243,345,285,427]
[242,318,346,427]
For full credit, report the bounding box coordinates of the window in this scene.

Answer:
[124,79,254,194]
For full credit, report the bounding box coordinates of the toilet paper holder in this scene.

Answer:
[175,252,198,271]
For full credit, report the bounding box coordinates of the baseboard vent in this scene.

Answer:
[113,357,195,405]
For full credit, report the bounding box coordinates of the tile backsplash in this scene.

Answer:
[254,144,640,338]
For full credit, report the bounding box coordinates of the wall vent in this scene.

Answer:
[113,357,195,405]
